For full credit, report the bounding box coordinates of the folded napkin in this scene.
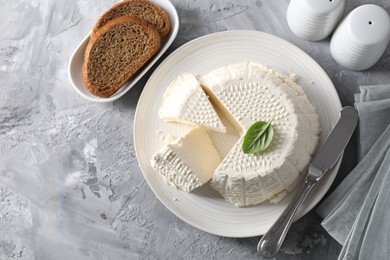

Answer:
[317,84,390,260]
[354,85,390,161]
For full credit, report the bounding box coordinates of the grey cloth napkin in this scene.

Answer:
[317,84,390,260]
[354,85,390,161]
[355,85,390,103]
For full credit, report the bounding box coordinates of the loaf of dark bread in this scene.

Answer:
[82,16,161,98]
[93,0,170,39]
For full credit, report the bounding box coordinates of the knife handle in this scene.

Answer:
[257,177,316,258]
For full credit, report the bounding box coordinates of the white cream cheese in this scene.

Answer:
[199,62,320,207]
[159,72,226,133]
[151,127,221,192]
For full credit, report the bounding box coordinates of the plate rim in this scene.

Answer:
[134,30,342,237]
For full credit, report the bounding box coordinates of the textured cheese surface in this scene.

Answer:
[199,62,320,207]
[151,127,221,192]
[159,73,226,133]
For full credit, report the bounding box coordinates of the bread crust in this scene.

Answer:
[82,16,161,98]
[92,0,170,39]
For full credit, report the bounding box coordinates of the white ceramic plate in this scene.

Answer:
[134,30,342,237]
[67,0,179,102]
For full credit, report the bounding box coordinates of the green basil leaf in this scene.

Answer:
[242,118,274,154]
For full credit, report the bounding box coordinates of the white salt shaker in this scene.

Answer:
[330,4,390,71]
[287,0,345,41]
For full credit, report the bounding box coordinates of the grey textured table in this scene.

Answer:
[1,0,389,259]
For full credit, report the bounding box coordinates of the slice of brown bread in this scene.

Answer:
[93,0,170,39]
[82,16,161,98]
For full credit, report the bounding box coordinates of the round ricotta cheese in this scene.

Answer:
[199,62,320,207]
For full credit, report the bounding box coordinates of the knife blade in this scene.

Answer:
[308,106,359,180]
[257,106,359,259]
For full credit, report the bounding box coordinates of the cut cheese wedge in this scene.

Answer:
[199,62,320,207]
[159,73,226,133]
[151,127,221,192]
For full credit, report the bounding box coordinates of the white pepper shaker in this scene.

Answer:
[330,4,390,71]
[287,0,345,41]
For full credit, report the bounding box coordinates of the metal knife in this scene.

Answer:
[257,106,359,258]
